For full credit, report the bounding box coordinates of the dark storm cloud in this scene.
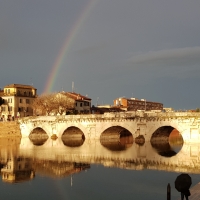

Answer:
[1,0,200,109]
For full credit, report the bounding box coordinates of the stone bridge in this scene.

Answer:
[19,111,200,144]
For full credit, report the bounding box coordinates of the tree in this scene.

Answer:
[32,92,75,116]
[32,93,56,115]
[52,92,75,115]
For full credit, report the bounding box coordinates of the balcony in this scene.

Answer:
[2,92,36,97]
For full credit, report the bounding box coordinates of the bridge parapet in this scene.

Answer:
[19,112,200,124]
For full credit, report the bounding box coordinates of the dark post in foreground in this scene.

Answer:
[167,183,171,200]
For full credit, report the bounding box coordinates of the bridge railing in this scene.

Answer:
[19,111,200,123]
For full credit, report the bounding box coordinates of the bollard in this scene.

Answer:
[167,183,171,200]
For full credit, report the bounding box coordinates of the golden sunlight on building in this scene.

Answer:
[0,84,37,120]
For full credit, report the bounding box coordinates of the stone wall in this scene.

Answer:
[0,121,21,137]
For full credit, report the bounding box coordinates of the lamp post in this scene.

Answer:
[145,99,146,111]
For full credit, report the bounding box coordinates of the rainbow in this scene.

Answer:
[43,0,98,93]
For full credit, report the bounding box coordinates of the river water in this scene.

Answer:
[0,134,200,200]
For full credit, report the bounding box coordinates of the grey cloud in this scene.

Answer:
[127,47,200,67]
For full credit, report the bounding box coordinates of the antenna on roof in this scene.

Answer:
[30,77,33,86]
[96,97,99,106]
[72,82,74,93]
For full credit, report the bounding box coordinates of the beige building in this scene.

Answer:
[0,84,37,120]
[66,92,91,114]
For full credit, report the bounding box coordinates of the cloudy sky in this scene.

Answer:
[0,0,200,109]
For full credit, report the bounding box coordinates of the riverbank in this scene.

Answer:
[0,121,21,137]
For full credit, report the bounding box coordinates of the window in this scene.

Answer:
[18,107,22,112]
[25,163,29,168]
[1,107,6,111]
[8,106,12,111]
[80,103,82,107]
[8,89,10,94]
[19,99,22,103]
[84,102,90,106]
[24,92,26,96]
[7,98,12,103]
[26,99,30,104]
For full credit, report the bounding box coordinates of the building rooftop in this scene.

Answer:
[66,92,91,101]
[4,84,36,90]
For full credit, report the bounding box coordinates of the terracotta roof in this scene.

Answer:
[66,92,91,101]
[4,84,36,90]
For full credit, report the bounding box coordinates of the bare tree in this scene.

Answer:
[32,93,56,115]
[52,92,75,115]
[32,92,75,116]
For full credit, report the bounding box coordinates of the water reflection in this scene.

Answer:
[151,142,178,157]
[100,126,134,151]
[0,132,199,185]
[29,138,49,146]
[33,160,90,178]
[62,138,85,147]
[100,135,133,151]
[151,128,183,157]
[1,156,35,183]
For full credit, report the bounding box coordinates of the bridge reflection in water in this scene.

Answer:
[1,128,200,184]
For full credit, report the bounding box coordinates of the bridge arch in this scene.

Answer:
[29,127,49,146]
[148,122,184,142]
[99,122,137,138]
[100,126,134,151]
[150,125,184,157]
[61,126,85,147]
[29,124,52,137]
[150,125,183,142]
[58,123,87,138]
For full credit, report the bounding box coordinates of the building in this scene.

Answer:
[163,107,174,112]
[113,97,163,111]
[0,84,37,119]
[66,92,91,114]
[1,156,35,183]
